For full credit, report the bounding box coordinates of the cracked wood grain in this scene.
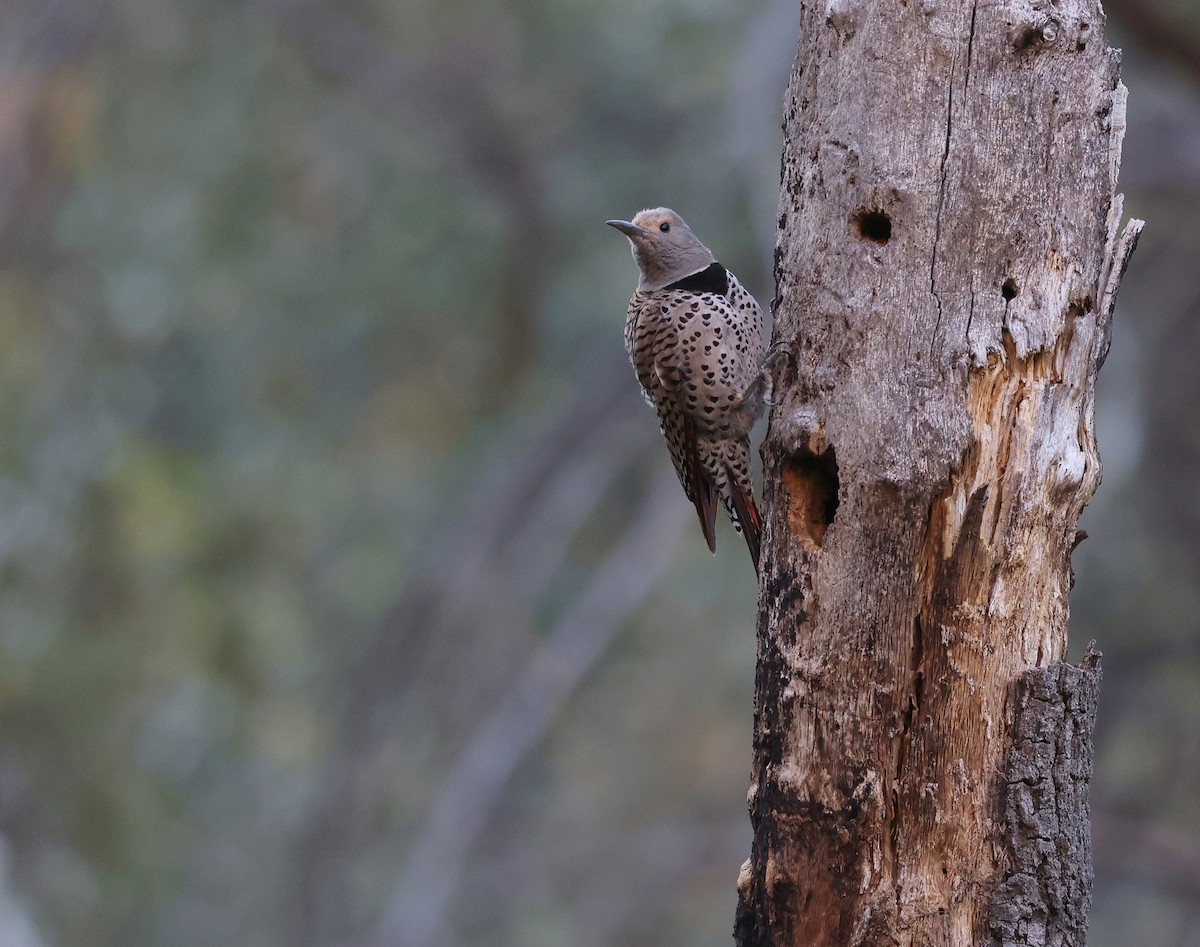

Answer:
[737,0,1142,944]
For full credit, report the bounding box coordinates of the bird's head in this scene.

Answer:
[606,207,716,291]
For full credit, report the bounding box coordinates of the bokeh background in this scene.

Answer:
[0,0,1196,944]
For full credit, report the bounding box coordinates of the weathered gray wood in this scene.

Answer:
[737,0,1141,943]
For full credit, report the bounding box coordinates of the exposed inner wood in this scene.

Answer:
[780,446,839,549]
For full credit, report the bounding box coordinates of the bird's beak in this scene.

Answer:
[606,219,651,240]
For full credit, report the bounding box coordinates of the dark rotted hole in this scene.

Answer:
[811,446,840,527]
[852,209,892,245]
[1001,277,1019,301]
[1014,25,1042,50]
[781,446,840,546]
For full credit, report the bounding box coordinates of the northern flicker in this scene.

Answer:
[607,207,766,571]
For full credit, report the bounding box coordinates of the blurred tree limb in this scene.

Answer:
[375,466,689,947]
[287,366,697,945]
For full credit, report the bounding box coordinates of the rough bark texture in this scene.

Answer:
[987,644,1101,947]
[737,0,1141,944]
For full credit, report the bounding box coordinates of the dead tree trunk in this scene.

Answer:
[737,1,1141,944]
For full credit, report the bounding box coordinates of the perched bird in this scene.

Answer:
[607,208,766,571]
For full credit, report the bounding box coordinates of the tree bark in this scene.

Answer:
[737,1,1141,944]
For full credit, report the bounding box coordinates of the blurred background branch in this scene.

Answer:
[376,467,690,947]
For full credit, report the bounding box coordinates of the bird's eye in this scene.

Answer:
[659,222,671,233]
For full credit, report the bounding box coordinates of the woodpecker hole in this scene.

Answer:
[852,209,892,244]
[1013,24,1045,50]
[1001,277,1019,301]
[781,446,839,547]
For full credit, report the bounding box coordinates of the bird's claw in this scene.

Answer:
[762,345,791,407]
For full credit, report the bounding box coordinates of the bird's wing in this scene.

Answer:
[660,287,764,561]
[685,415,719,553]
[628,295,719,551]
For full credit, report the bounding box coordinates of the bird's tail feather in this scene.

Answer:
[725,460,762,573]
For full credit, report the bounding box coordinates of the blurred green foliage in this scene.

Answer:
[0,0,1197,944]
